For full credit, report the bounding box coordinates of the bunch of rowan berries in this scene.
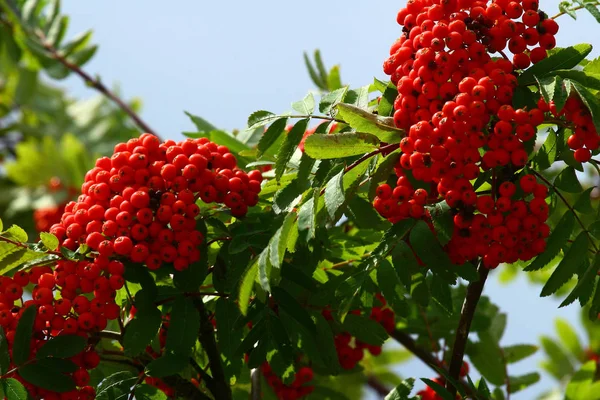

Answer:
[261,363,315,400]
[0,267,100,399]
[374,0,564,268]
[537,95,599,163]
[34,203,66,233]
[323,294,395,370]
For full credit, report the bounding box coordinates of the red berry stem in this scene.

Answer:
[530,169,599,253]
[446,263,489,397]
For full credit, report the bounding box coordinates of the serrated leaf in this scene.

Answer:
[583,2,600,22]
[431,273,453,315]
[96,371,138,400]
[377,260,408,317]
[327,65,343,91]
[554,166,583,193]
[271,287,316,334]
[392,241,419,291]
[257,247,271,292]
[257,118,287,157]
[13,306,36,366]
[292,92,315,115]
[123,306,162,357]
[566,361,600,400]
[304,52,327,90]
[165,296,200,356]
[385,378,416,400]
[519,44,593,85]
[39,232,59,251]
[336,103,404,143]
[313,312,341,375]
[319,87,348,115]
[275,118,309,181]
[409,220,457,284]
[248,110,278,129]
[570,80,600,133]
[525,211,575,271]
[297,189,318,243]
[421,378,454,400]
[535,130,558,170]
[2,378,28,400]
[427,201,454,246]
[304,132,380,159]
[503,344,538,363]
[324,169,345,220]
[269,212,296,268]
[468,339,506,386]
[508,373,540,394]
[36,335,86,359]
[215,298,244,379]
[342,313,389,346]
[144,352,188,378]
[184,111,217,133]
[18,362,75,393]
[536,75,560,104]
[541,232,588,297]
[561,254,600,307]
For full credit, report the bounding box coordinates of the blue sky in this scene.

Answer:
[60,1,600,398]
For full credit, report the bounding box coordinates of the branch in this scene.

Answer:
[446,264,489,397]
[0,235,64,258]
[251,368,262,400]
[366,375,390,397]
[551,2,600,19]
[530,169,599,253]
[195,299,232,400]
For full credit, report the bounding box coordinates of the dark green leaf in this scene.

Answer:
[123,306,162,357]
[13,306,37,366]
[18,363,75,393]
[342,314,389,346]
[431,274,453,315]
[304,132,379,159]
[14,69,37,105]
[304,52,327,90]
[427,201,454,246]
[541,232,588,297]
[165,296,200,356]
[96,371,138,400]
[0,327,9,375]
[275,118,309,181]
[392,241,419,291]
[257,118,287,157]
[561,254,600,307]
[314,312,341,375]
[134,384,168,400]
[421,378,454,400]
[554,166,583,193]
[535,129,559,170]
[519,44,593,85]
[297,189,318,243]
[525,211,575,271]
[377,260,408,317]
[336,103,404,143]
[468,339,506,386]
[570,80,600,132]
[144,352,188,378]
[257,247,271,292]
[410,220,457,284]
[36,335,86,359]
[574,187,595,214]
[271,287,316,334]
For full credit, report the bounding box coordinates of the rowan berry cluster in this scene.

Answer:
[323,294,395,370]
[261,363,315,400]
[538,95,599,163]
[374,0,561,268]
[0,267,100,399]
[34,203,66,233]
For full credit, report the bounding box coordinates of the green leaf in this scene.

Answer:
[570,80,600,132]
[0,328,8,376]
[324,169,345,220]
[427,201,454,246]
[215,298,244,378]
[582,1,600,22]
[304,52,326,90]
[257,247,272,292]
[327,65,343,91]
[540,232,588,296]
[319,87,349,115]
[574,187,595,214]
[18,362,75,393]
[123,306,162,357]
[313,49,329,87]
[421,378,454,400]
[409,220,457,284]
[313,312,342,375]
[431,274,453,315]
[377,260,408,317]
[13,306,37,366]
[61,30,93,57]
[292,93,315,115]
[165,296,200,356]
[22,0,42,24]
[342,313,389,346]
[336,103,404,144]
[39,232,59,251]
[69,45,97,67]
[566,361,600,400]
[518,44,593,85]
[271,287,316,334]
[275,118,309,181]
[184,111,217,133]
[524,211,575,271]
[268,212,296,268]
[554,167,583,193]
[134,384,168,400]
[238,259,258,316]
[304,132,380,160]
[14,68,37,105]
[385,378,416,400]
[297,189,318,243]
[468,339,506,386]
[36,335,86,359]
[535,129,559,171]
[257,118,287,157]
[503,344,538,363]
[536,75,560,104]
[552,69,600,91]
[540,336,574,379]
[2,378,29,400]
[96,371,138,400]
[561,259,600,308]
[144,352,189,378]
[46,15,68,47]
[508,373,540,394]
[555,318,583,359]
[559,1,578,19]
[248,110,278,129]
[392,241,419,291]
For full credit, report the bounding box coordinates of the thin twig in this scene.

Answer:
[0,235,64,258]
[190,357,216,389]
[446,264,489,397]
[551,2,600,19]
[366,376,390,396]
[251,368,262,400]
[530,169,599,253]
[128,374,145,400]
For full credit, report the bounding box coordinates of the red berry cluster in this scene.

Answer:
[0,267,100,399]
[50,133,263,272]
[261,363,315,400]
[34,203,66,233]
[417,363,469,400]
[374,0,559,268]
[323,294,395,370]
[538,96,599,163]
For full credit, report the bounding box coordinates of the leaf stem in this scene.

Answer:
[446,263,489,397]
[551,2,600,19]
[530,169,600,253]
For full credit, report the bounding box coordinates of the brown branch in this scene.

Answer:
[530,169,600,253]
[366,376,390,397]
[0,235,64,258]
[446,264,489,397]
